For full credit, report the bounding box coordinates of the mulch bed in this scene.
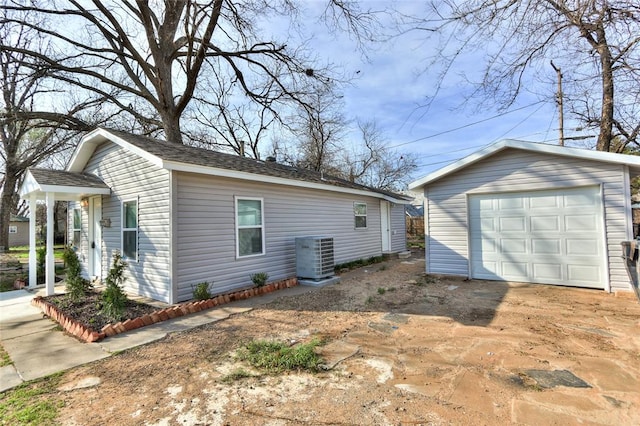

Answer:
[32,277,300,343]
[44,291,158,332]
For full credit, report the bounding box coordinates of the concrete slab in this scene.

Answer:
[0,364,23,392]
[3,328,109,381]
[0,313,58,340]
[0,289,38,322]
[299,277,341,287]
[98,306,251,353]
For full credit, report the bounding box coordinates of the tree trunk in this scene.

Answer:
[0,171,19,253]
[161,112,184,144]
[595,28,614,152]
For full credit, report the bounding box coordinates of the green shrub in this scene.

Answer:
[63,246,92,301]
[236,339,322,373]
[36,245,46,283]
[101,251,128,321]
[334,255,385,273]
[377,287,386,295]
[250,272,269,287]
[192,281,212,300]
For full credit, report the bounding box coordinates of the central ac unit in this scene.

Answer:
[296,236,335,280]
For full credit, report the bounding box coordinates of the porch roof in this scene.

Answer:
[19,168,111,201]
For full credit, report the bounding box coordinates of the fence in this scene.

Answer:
[406,217,424,237]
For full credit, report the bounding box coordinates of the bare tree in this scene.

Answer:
[188,65,278,158]
[410,1,640,151]
[282,86,348,174]
[340,120,418,191]
[1,1,382,145]
[0,10,104,251]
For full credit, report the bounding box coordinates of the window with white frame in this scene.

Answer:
[72,208,81,246]
[354,202,367,228]
[236,197,264,257]
[122,199,138,260]
[9,225,17,234]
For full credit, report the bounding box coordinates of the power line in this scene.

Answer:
[388,100,546,149]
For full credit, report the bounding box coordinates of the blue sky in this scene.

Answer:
[289,1,593,179]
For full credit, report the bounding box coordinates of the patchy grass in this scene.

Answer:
[236,339,323,374]
[9,245,65,262]
[0,373,64,426]
[0,344,12,367]
[220,368,254,383]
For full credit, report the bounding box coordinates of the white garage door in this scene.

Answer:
[469,186,605,289]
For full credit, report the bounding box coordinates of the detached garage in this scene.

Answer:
[409,140,640,293]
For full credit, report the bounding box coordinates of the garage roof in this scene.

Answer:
[409,139,640,190]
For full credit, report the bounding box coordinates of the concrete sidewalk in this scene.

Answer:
[0,285,314,392]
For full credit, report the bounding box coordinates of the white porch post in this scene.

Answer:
[45,192,55,296]
[28,194,37,288]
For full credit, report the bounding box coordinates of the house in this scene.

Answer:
[19,128,410,303]
[8,215,29,247]
[408,139,640,294]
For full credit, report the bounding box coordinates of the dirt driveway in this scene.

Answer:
[52,254,640,425]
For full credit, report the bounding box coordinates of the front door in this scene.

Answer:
[88,196,102,279]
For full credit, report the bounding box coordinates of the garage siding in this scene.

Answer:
[423,150,631,292]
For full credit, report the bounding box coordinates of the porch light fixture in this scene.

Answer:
[80,198,89,208]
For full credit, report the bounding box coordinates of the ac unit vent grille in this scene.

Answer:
[296,236,335,280]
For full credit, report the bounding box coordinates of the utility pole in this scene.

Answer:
[550,60,564,146]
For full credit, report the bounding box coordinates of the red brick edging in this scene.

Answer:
[31,277,299,343]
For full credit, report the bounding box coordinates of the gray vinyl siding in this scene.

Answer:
[390,203,407,252]
[175,172,385,302]
[83,142,172,302]
[422,149,632,292]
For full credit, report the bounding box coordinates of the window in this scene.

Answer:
[72,208,81,246]
[236,197,264,257]
[122,199,138,260]
[354,202,367,229]
[9,225,17,234]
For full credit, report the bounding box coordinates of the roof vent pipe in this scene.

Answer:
[266,156,277,162]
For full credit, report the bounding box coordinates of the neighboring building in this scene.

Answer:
[8,215,29,247]
[409,139,640,294]
[20,128,410,303]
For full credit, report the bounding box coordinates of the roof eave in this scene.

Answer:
[409,139,640,189]
[165,161,410,203]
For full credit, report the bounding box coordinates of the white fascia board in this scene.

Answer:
[68,128,163,172]
[409,139,640,190]
[38,185,111,195]
[409,141,509,189]
[165,161,408,203]
[19,170,40,198]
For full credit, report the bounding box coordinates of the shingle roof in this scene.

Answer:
[105,129,410,201]
[29,168,109,189]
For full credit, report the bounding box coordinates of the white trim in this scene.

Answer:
[354,201,368,229]
[599,183,611,293]
[380,200,391,252]
[121,197,139,262]
[234,196,265,258]
[69,128,164,172]
[409,139,640,190]
[623,165,633,240]
[169,171,178,304]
